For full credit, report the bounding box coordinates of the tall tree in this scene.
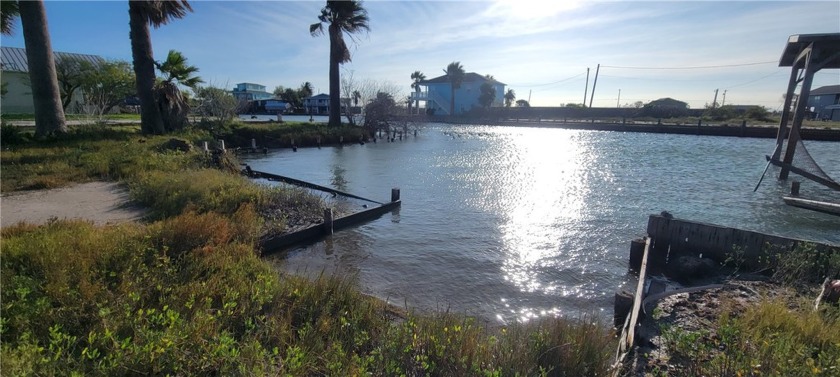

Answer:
[129,0,193,134]
[410,70,425,115]
[19,0,67,136]
[310,0,369,127]
[444,61,464,116]
[352,90,361,107]
[56,57,97,112]
[504,89,516,108]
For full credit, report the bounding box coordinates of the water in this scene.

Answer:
[239,114,330,123]
[242,124,840,323]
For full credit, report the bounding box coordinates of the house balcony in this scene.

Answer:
[409,91,428,101]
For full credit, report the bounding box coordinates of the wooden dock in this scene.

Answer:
[248,169,401,253]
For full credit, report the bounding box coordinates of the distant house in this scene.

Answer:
[303,93,349,115]
[641,97,690,118]
[231,82,273,102]
[1,46,104,114]
[412,72,505,115]
[807,85,840,120]
[246,98,291,114]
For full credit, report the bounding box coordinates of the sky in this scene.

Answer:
[2,0,839,109]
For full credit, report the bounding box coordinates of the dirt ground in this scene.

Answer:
[0,181,147,228]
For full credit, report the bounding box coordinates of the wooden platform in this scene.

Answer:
[783,196,840,217]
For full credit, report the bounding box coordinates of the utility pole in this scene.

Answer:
[589,63,600,108]
[721,90,727,106]
[617,89,621,108]
[712,89,719,109]
[527,90,532,104]
[583,67,590,107]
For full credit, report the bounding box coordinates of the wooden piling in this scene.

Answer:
[323,208,333,234]
[218,139,225,151]
[791,181,801,196]
[203,141,208,152]
[251,138,257,149]
[391,188,401,202]
[629,238,646,271]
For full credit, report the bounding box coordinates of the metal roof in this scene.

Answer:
[1,46,105,73]
[779,33,840,68]
[810,85,840,96]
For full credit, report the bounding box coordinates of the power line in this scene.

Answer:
[601,61,776,70]
[510,71,587,87]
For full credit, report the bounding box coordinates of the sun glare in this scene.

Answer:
[492,0,583,20]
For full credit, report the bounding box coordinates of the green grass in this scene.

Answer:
[1,216,615,376]
[1,122,616,375]
[650,242,840,376]
[1,113,141,121]
[659,300,840,377]
[0,124,205,192]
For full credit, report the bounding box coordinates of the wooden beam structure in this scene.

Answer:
[774,34,840,181]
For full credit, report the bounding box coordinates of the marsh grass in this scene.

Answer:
[1,217,615,376]
[655,241,840,376]
[0,125,205,192]
[661,299,840,376]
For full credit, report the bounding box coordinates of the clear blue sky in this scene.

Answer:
[3,0,839,109]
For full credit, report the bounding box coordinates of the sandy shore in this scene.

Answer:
[0,182,147,228]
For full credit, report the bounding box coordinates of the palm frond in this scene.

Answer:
[1,0,20,36]
[140,0,193,28]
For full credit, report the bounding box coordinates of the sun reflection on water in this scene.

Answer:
[490,128,596,321]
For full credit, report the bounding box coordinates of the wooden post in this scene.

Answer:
[339,136,344,144]
[629,238,646,272]
[203,141,208,152]
[218,139,225,152]
[323,208,333,235]
[622,117,626,125]
[391,188,400,202]
[791,181,801,196]
[251,138,257,149]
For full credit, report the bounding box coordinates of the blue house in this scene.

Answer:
[304,93,349,115]
[807,85,840,120]
[412,72,505,115]
[232,82,273,102]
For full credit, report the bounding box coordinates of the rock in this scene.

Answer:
[160,138,192,152]
[667,255,718,282]
[822,279,840,304]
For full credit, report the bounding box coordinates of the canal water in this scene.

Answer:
[242,124,840,323]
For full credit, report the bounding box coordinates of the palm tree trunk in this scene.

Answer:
[328,25,342,127]
[19,0,67,137]
[129,2,164,134]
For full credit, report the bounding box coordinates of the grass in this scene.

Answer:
[649,242,840,376]
[1,123,616,375]
[1,113,141,121]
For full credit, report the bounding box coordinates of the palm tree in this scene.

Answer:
[444,61,465,116]
[155,50,202,132]
[1,0,19,35]
[504,89,516,108]
[310,0,369,127]
[18,0,67,136]
[129,0,193,135]
[410,70,425,115]
[299,81,314,99]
